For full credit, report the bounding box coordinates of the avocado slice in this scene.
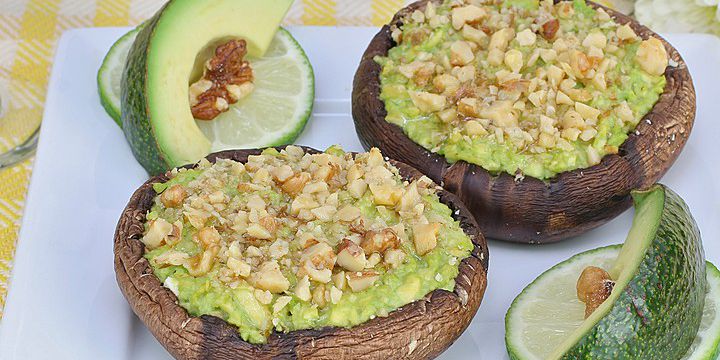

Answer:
[550,184,706,359]
[122,0,292,175]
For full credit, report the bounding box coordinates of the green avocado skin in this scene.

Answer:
[561,186,706,360]
[121,5,171,176]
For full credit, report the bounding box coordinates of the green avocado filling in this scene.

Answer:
[142,146,473,344]
[376,0,667,179]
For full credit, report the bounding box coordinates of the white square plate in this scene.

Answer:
[0,27,718,359]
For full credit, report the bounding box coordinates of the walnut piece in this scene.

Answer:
[190,39,254,121]
[540,19,559,40]
[577,266,615,318]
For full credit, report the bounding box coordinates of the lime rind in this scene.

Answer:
[506,246,720,360]
[682,262,720,360]
[97,26,140,127]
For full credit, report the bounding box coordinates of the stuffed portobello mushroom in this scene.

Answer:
[352,0,695,243]
[114,145,488,359]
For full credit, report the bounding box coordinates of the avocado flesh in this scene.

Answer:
[121,0,292,174]
[549,185,706,359]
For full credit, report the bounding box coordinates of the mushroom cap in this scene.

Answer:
[114,146,489,360]
[351,0,695,243]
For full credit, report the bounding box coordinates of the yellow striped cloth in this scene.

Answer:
[0,0,624,320]
[0,0,406,320]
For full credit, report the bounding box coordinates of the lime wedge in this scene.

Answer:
[505,245,720,360]
[195,28,314,151]
[97,26,140,127]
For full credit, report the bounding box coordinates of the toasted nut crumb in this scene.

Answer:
[433,74,460,95]
[504,49,524,73]
[329,286,343,304]
[197,227,221,247]
[347,179,368,198]
[282,172,311,195]
[336,238,367,272]
[273,295,292,314]
[251,261,290,293]
[489,28,515,51]
[312,284,327,306]
[450,40,475,66]
[462,24,487,44]
[336,205,361,222]
[366,252,381,268]
[347,271,380,292]
[302,242,337,270]
[582,31,607,49]
[160,185,187,208]
[412,222,440,255]
[271,165,294,183]
[575,102,601,121]
[458,97,480,117]
[254,289,273,305]
[541,19,559,40]
[451,5,487,30]
[384,249,406,268]
[332,270,347,290]
[636,38,668,76]
[295,275,312,301]
[516,28,537,46]
[361,228,400,254]
[616,24,637,41]
[227,257,251,277]
[143,218,174,249]
[409,91,447,112]
[369,183,403,206]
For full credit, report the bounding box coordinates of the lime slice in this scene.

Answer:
[97,26,140,127]
[98,26,314,150]
[686,262,720,360]
[505,245,720,360]
[195,28,314,151]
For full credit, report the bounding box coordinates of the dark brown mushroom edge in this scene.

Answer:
[352,0,695,243]
[114,146,489,360]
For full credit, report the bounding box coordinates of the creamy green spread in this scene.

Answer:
[377,0,668,179]
[141,146,473,344]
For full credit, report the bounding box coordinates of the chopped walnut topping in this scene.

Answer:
[189,39,254,121]
[144,146,473,330]
[378,0,668,179]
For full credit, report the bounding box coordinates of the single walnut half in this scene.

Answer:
[190,39,254,121]
[577,266,615,318]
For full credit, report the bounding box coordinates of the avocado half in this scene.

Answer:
[113,146,489,360]
[121,0,292,175]
[554,184,705,359]
[351,0,696,243]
